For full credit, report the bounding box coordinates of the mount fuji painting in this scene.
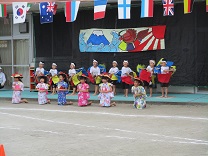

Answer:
[79,26,166,52]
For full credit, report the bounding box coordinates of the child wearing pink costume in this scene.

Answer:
[77,74,92,107]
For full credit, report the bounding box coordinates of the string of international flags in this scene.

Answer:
[0,0,206,24]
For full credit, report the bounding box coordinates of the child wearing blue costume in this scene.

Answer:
[56,73,73,106]
[131,77,147,109]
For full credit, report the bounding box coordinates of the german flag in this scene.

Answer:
[206,0,208,12]
[184,0,195,14]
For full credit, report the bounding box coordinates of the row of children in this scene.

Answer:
[11,72,147,109]
[35,58,175,98]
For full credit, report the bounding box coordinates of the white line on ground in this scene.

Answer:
[0,107,208,121]
[152,139,208,145]
[106,136,136,140]
[0,126,61,135]
[0,111,208,145]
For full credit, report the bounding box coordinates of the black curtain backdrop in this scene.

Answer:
[33,2,208,86]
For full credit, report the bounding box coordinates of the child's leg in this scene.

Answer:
[113,85,116,95]
[110,102,116,107]
[165,87,168,97]
[52,87,56,94]
[149,87,153,97]
[94,85,98,95]
[125,89,128,97]
[20,99,28,103]
[71,87,76,95]
[161,87,164,97]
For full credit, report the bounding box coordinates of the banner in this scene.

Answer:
[79,26,166,52]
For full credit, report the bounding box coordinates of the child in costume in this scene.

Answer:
[57,73,73,105]
[49,63,58,94]
[68,63,77,96]
[36,76,50,105]
[11,73,28,104]
[108,61,119,95]
[121,60,133,97]
[35,61,45,83]
[131,77,147,109]
[158,58,175,98]
[90,60,101,95]
[144,60,155,97]
[77,74,92,107]
[98,75,116,107]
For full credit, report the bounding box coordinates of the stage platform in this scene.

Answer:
[0,90,208,104]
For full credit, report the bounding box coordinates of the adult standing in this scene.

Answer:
[0,67,6,89]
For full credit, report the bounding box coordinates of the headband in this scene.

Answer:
[52,63,57,66]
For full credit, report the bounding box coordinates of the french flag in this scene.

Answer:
[141,0,154,18]
[65,1,80,22]
[94,0,108,20]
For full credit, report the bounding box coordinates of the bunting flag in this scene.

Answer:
[118,0,131,19]
[206,0,208,12]
[53,4,58,15]
[94,0,108,20]
[141,0,153,18]
[163,0,174,16]
[12,2,27,24]
[65,1,80,22]
[0,4,7,17]
[184,0,194,14]
[39,2,54,24]
[27,3,32,12]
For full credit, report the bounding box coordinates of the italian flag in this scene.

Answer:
[184,0,194,14]
[0,4,7,17]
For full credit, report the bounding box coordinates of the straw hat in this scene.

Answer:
[11,73,23,78]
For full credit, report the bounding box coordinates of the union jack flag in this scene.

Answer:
[163,0,174,16]
[47,2,55,12]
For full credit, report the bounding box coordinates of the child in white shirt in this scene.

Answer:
[121,60,132,97]
[144,60,155,97]
[49,63,58,94]
[108,61,119,95]
[68,63,77,95]
[90,60,101,95]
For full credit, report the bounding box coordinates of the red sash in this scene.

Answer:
[139,70,151,83]
[158,73,172,83]
[121,76,134,85]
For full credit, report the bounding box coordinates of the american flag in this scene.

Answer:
[163,0,174,16]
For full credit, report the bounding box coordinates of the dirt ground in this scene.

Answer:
[0,100,208,156]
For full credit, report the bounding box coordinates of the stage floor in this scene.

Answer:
[0,90,208,104]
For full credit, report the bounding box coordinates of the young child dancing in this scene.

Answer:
[159,58,174,98]
[57,73,73,106]
[11,73,28,104]
[144,60,155,97]
[121,60,133,97]
[108,61,119,95]
[68,63,77,95]
[77,74,92,107]
[36,76,50,105]
[98,75,116,107]
[90,60,101,95]
[131,77,147,109]
[49,63,58,94]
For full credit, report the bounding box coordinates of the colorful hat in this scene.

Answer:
[101,73,111,79]
[39,61,44,65]
[11,73,23,78]
[79,74,88,79]
[52,63,57,66]
[134,77,144,85]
